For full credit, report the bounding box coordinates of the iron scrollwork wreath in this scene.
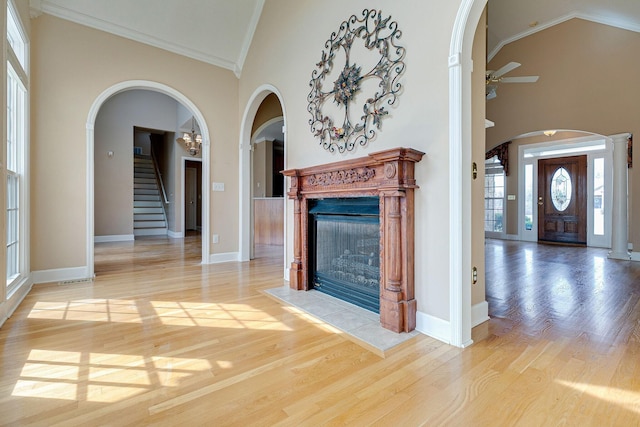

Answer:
[307,9,406,153]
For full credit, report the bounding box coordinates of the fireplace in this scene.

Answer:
[282,148,424,333]
[309,197,380,313]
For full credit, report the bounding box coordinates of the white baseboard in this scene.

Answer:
[630,252,640,262]
[608,251,631,261]
[94,234,134,243]
[415,310,451,345]
[284,267,290,281]
[168,230,184,239]
[472,300,489,327]
[207,252,240,264]
[503,234,520,241]
[32,266,92,284]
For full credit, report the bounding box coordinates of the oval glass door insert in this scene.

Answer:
[551,167,572,211]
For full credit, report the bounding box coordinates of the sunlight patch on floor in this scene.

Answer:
[27,298,293,331]
[12,349,215,403]
[556,379,640,415]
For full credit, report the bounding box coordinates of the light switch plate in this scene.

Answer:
[212,182,225,192]
[507,194,516,201]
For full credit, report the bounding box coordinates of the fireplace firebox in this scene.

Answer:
[282,148,424,333]
[309,197,380,313]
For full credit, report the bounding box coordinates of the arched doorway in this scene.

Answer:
[239,85,288,278]
[450,0,488,347]
[86,80,211,278]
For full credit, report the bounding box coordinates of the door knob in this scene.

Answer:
[538,196,543,206]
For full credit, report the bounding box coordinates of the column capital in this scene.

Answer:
[609,133,631,145]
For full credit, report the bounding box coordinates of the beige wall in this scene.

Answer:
[251,93,283,134]
[30,15,240,271]
[94,90,179,237]
[253,140,267,198]
[487,19,639,246]
[240,0,462,322]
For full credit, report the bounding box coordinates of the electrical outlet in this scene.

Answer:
[212,234,219,244]
[212,182,225,192]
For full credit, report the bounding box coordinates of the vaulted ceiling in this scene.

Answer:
[29,0,640,76]
[29,0,265,77]
[488,0,640,59]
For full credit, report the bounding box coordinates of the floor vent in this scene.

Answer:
[58,278,94,285]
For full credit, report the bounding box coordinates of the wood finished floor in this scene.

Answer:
[1,237,639,426]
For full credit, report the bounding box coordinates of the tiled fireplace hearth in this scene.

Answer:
[282,148,424,333]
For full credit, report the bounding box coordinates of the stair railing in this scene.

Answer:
[150,150,170,205]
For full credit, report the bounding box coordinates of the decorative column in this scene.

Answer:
[287,173,305,289]
[609,133,631,260]
[370,149,422,333]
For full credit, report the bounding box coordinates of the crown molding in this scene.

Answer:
[38,1,239,74]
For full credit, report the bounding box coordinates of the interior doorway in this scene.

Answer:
[88,81,211,279]
[184,159,202,235]
[249,93,285,260]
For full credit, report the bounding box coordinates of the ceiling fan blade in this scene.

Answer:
[492,61,521,78]
[501,76,539,83]
[486,85,498,100]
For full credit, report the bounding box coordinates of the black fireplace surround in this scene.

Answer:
[308,197,380,312]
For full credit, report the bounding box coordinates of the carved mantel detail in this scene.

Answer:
[282,147,424,333]
[307,167,376,187]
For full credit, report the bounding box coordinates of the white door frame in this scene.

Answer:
[449,0,487,347]
[518,134,613,247]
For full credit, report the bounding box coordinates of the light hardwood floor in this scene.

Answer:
[1,237,639,426]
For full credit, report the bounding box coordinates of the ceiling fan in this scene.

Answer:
[486,62,539,100]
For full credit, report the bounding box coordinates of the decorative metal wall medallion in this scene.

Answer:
[308,9,406,153]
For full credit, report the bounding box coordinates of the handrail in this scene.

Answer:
[150,150,170,204]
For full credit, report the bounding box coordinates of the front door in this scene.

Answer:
[538,155,587,244]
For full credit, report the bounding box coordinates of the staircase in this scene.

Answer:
[133,155,167,237]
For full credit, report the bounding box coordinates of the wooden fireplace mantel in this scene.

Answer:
[282,147,424,333]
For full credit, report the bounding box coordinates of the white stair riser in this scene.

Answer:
[133,207,164,214]
[134,213,165,221]
[134,184,157,190]
[134,201,162,208]
[135,173,156,179]
[134,178,156,185]
[134,189,159,195]
[134,195,161,201]
[134,221,167,228]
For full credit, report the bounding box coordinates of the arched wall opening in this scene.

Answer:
[86,80,211,278]
[452,0,634,347]
[239,85,288,278]
[449,0,488,347]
